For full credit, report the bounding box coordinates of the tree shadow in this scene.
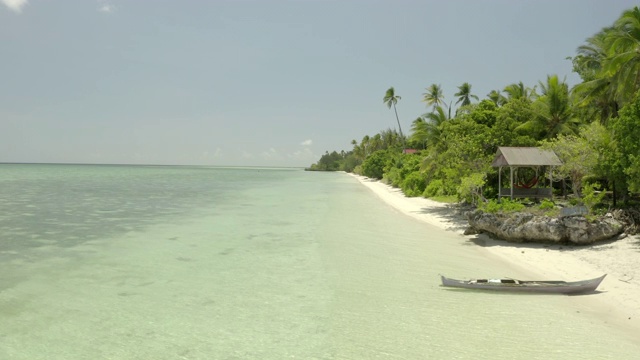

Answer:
[413,204,471,233]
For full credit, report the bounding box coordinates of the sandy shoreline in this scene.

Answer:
[349,173,640,335]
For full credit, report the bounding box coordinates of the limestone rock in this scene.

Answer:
[467,210,624,244]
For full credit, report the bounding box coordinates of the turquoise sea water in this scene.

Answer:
[0,164,638,359]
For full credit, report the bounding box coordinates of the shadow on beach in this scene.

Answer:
[413,204,470,233]
[467,232,639,253]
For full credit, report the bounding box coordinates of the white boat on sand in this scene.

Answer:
[440,274,606,294]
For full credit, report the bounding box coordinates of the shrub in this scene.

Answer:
[361,150,388,179]
[401,172,426,197]
[384,167,402,187]
[581,182,606,213]
[480,198,525,213]
[424,179,445,197]
[457,173,486,205]
[539,199,555,210]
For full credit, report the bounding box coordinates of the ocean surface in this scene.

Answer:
[0,164,638,359]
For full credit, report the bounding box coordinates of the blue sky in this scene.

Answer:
[1,0,637,167]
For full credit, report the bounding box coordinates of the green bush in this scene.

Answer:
[538,199,555,210]
[384,167,402,187]
[361,150,388,179]
[424,179,445,197]
[457,173,486,205]
[401,172,426,197]
[480,198,525,213]
[581,182,606,213]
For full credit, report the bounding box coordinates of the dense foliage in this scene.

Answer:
[308,7,640,207]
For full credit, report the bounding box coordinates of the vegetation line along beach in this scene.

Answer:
[309,6,640,334]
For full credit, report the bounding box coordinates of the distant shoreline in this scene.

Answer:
[348,172,640,337]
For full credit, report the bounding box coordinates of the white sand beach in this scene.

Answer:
[349,173,640,335]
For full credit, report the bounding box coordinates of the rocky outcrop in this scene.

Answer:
[467,210,625,244]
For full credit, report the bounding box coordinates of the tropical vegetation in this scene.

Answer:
[308,7,640,212]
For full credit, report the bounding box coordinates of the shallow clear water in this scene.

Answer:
[0,164,638,359]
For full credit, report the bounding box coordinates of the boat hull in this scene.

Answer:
[440,274,606,294]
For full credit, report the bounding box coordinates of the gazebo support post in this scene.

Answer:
[498,166,502,203]
[510,166,514,200]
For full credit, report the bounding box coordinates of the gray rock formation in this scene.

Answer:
[467,210,624,244]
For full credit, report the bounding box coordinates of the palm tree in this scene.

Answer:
[422,84,445,110]
[572,29,619,122]
[351,139,364,161]
[517,75,580,139]
[409,117,429,150]
[604,6,640,107]
[487,89,507,106]
[454,82,479,107]
[503,82,536,102]
[360,135,371,158]
[422,105,451,149]
[383,87,405,147]
[379,128,402,149]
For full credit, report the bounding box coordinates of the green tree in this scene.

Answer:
[572,7,640,120]
[487,89,507,106]
[492,98,539,148]
[517,75,580,139]
[422,84,445,110]
[361,149,394,179]
[378,128,403,150]
[503,81,536,102]
[421,105,450,150]
[606,6,640,107]
[454,82,479,107]
[611,92,640,194]
[421,116,493,196]
[409,117,429,150]
[383,87,405,147]
[572,28,619,122]
[540,134,597,197]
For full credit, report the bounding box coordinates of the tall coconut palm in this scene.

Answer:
[572,28,619,122]
[422,105,451,149]
[422,84,445,110]
[454,82,479,107]
[383,87,405,147]
[517,75,580,139]
[605,6,640,107]
[409,117,429,150]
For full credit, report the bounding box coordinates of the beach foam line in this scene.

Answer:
[348,172,640,335]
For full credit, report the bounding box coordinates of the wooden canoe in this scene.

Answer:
[440,274,606,294]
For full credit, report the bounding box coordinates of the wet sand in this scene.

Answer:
[349,173,640,335]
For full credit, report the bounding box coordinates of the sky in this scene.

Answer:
[1,0,638,167]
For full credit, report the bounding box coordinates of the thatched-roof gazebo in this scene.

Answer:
[492,147,562,200]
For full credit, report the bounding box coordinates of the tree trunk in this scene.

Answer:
[392,104,405,149]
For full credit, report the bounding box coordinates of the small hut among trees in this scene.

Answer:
[492,147,562,200]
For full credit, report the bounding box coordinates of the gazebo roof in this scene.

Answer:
[491,147,562,167]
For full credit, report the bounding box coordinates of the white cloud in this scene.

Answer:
[260,148,281,160]
[98,4,113,13]
[97,0,114,13]
[2,0,28,13]
[300,139,313,146]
